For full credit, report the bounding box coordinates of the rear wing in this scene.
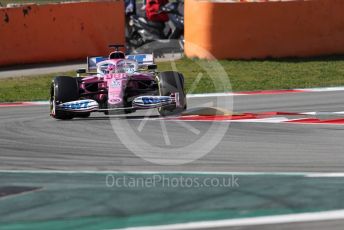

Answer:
[87,54,154,72]
[126,54,154,66]
[87,56,107,72]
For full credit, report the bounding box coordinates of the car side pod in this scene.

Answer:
[132,95,177,109]
[56,99,99,112]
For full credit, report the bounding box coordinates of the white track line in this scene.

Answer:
[187,93,233,98]
[230,117,290,123]
[186,86,344,98]
[118,209,344,230]
[298,86,344,92]
[305,173,344,177]
[1,170,344,177]
[25,101,50,105]
[300,111,344,116]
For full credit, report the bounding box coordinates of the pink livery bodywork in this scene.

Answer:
[105,73,127,106]
[50,50,185,119]
[79,59,156,109]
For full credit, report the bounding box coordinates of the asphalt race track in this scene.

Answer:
[1,91,344,229]
[1,91,344,171]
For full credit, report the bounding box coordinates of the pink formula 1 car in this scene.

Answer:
[50,45,186,120]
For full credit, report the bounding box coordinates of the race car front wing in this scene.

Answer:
[56,95,180,113]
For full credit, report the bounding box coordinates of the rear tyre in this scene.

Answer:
[50,76,79,120]
[157,71,187,116]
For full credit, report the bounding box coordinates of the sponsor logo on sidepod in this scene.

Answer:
[111,79,121,88]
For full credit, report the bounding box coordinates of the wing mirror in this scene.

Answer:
[76,68,86,77]
[76,68,86,74]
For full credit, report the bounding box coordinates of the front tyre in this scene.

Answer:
[50,76,79,120]
[157,71,187,116]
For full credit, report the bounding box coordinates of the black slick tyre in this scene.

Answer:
[157,71,186,116]
[50,76,79,120]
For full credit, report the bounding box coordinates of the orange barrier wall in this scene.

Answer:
[185,0,344,59]
[0,1,125,66]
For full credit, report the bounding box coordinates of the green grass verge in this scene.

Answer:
[0,71,74,102]
[1,57,344,102]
